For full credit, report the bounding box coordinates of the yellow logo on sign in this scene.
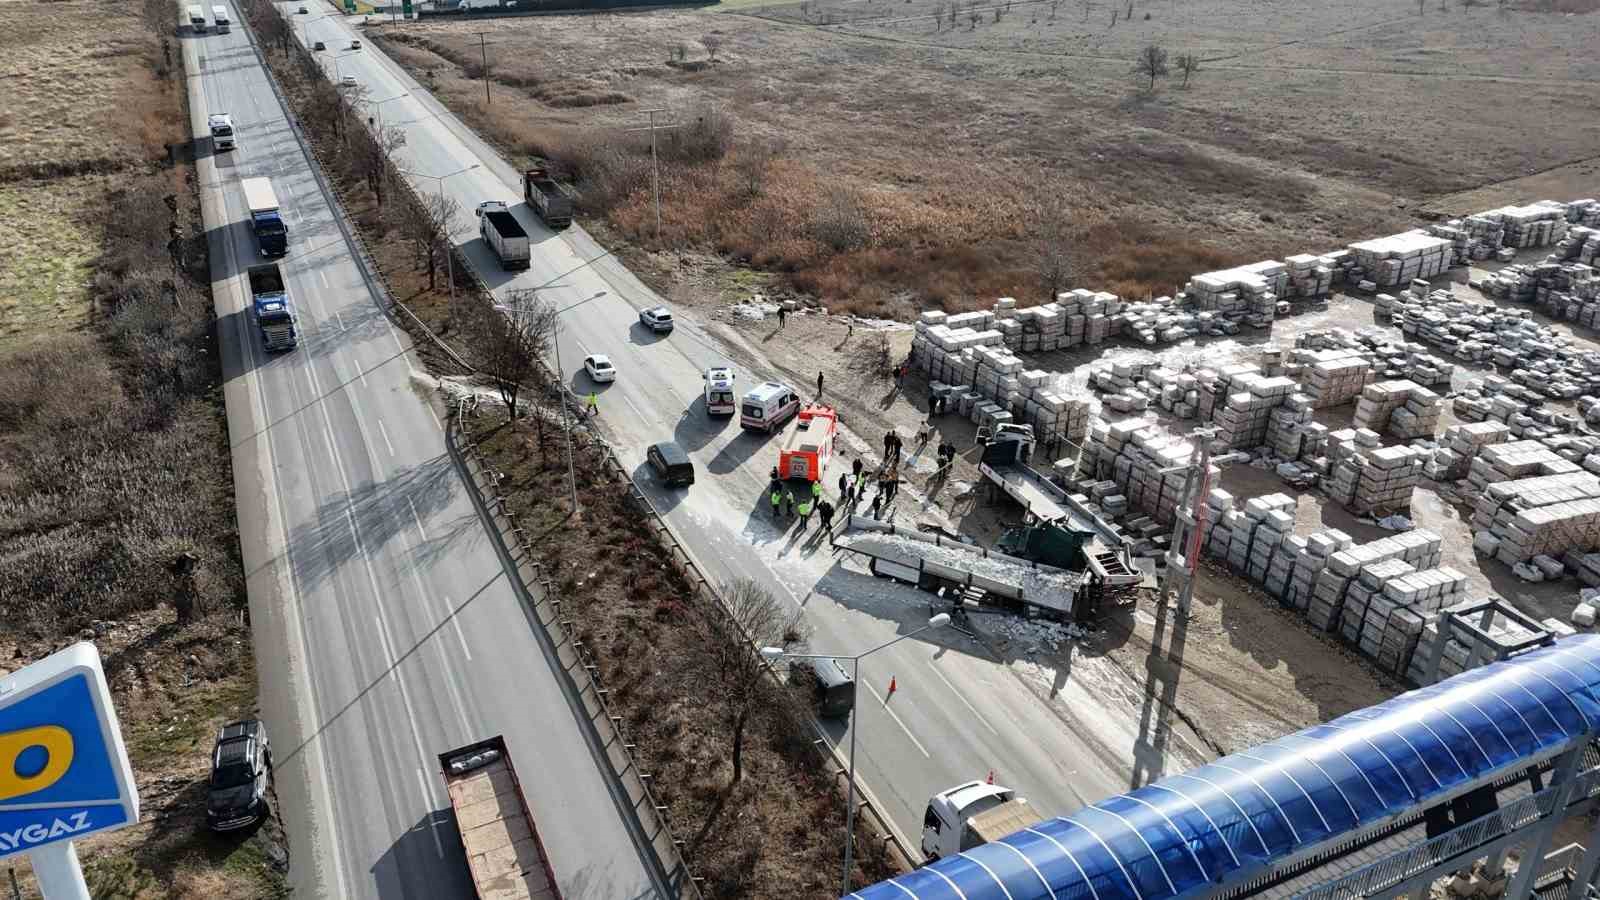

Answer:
[0,727,74,802]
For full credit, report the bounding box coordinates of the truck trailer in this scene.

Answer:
[523,167,573,229]
[240,177,287,257]
[475,201,531,270]
[439,736,563,900]
[247,264,297,352]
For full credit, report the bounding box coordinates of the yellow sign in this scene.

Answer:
[0,727,74,802]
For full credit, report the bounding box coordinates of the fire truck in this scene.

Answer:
[778,403,838,482]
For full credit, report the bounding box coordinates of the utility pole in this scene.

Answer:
[1158,428,1247,613]
[626,108,678,242]
[474,32,492,105]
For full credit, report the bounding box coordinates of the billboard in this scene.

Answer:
[0,643,139,861]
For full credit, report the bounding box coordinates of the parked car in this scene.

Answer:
[207,720,271,831]
[313,40,325,50]
[583,354,616,383]
[340,74,358,88]
[638,306,674,333]
[646,441,694,487]
[350,38,361,49]
[296,5,307,11]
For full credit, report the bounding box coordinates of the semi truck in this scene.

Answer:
[523,167,573,229]
[439,737,563,900]
[247,264,297,352]
[240,177,287,257]
[921,782,1044,861]
[212,4,230,31]
[208,113,235,151]
[186,4,206,31]
[474,201,531,270]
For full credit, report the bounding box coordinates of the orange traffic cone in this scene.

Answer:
[887,675,897,696]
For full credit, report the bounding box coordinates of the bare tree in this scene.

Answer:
[1135,43,1169,90]
[470,289,556,420]
[733,139,782,199]
[392,188,460,292]
[947,1,958,27]
[1175,51,1200,87]
[700,33,724,60]
[1034,195,1074,302]
[933,1,945,30]
[693,578,789,785]
[349,122,406,207]
[811,184,869,251]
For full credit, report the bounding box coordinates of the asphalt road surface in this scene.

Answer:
[184,11,670,898]
[283,0,1189,870]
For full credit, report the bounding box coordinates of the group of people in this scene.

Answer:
[769,468,837,533]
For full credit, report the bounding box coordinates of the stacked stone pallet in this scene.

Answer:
[1549,225,1600,267]
[1080,418,1211,525]
[1305,530,1443,633]
[1425,421,1512,481]
[1300,353,1372,408]
[1347,231,1453,288]
[1291,327,1454,400]
[1451,376,1587,437]
[1406,598,1566,687]
[1212,374,1297,449]
[1392,287,1600,398]
[1479,201,1570,249]
[1324,428,1424,515]
[1279,528,1356,612]
[913,319,1091,443]
[1182,261,1285,328]
[1010,300,1067,352]
[1352,379,1442,440]
[1339,562,1469,674]
[1264,393,1321,462]
[1283,254,1336,299]
[1465,439,1580,492]
[1470,468,1600,566]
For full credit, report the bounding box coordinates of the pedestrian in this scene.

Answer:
[784,488,796,516]
[811,480,822,505]
[869,491,883,520]
[798,497,813,526]
[817,370,825,399]
[586,392,599,416]
[818,500,834,533]
[838,471,849,500]
[846,318,854,340]
[777,306,787,329]
[883,430,894,459]
[852,458,863,479]
[917,421,931,447]
[770,485,783,518]
[928,390,938,414]
[886,476,899,503]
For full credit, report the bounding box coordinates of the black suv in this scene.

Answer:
[207,719,271,831]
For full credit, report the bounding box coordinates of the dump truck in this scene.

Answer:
[439,737,563,900]
[778,403,837,481]
[475,201,531,270]
[523,167,573,229]
[208,113,235,151]
[247,264,297,352]
[921,782,1044,861]
[241,177,287,257]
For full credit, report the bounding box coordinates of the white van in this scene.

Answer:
[186,4,207,31]
[212,5,230,31]
[739,382,801,433]
[703,366,736,416]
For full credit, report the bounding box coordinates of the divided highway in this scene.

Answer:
[282,0,1203,865]
[183,10,668,898]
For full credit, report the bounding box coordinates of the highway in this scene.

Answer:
[184,10,669,899]
[283,1,1207,867]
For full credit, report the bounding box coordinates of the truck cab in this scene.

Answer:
[208,113,235,151]
[921,782,1042,861]
[211,4,230,31]
[186,4,206,31]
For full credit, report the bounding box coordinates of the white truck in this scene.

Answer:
[440,737,562,900]
[211,4,230,31]
[475,201,531,270]
[207,113,235,151]
[186,4,207,32]
[921,782,1044,861]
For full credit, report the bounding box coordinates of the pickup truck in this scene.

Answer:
[247,264,297,352]
[241,177,287,257]
[523,167,573,229]
[475,201,531,270]
[439,737,563,900]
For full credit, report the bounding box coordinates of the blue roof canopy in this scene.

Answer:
[852,634,1600,900]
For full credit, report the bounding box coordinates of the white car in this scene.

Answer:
[340,75,358,89]
[583,354,616,383]
[638,306,674,333]
[350,39,361,49]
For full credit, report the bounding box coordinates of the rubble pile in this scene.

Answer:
[1352,379,1442,440]
[1424,421,1512,481]
[1324,428,1425,516]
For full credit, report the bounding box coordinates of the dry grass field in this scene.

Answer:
[370,0,1597,317]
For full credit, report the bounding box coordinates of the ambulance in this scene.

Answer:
[777,403,837,481]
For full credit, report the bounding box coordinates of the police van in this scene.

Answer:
[739,381,801,433]
[702,366,736,416]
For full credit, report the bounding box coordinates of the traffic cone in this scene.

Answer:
[887,675,897,696]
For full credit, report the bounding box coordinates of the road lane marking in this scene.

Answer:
[376,418,394,457]
[320,270,330,288]
[860,681,930,758]
[333,309,344,331]
[415,767,443,858]
[442,595,472,661]
[406,496,428,541]
[622,393,647,422]
[925,659,1000,736]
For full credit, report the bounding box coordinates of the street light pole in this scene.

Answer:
[762,613,952,896]
[395,164,480,309]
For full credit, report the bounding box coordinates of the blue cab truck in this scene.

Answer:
[240,176,287,257]
[247,264,297,351]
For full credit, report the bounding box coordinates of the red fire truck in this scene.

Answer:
[778,404,838,482]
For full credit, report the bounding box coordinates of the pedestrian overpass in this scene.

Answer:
[852,634,1600,900]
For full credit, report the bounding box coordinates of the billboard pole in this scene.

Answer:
[30,842,90,900]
